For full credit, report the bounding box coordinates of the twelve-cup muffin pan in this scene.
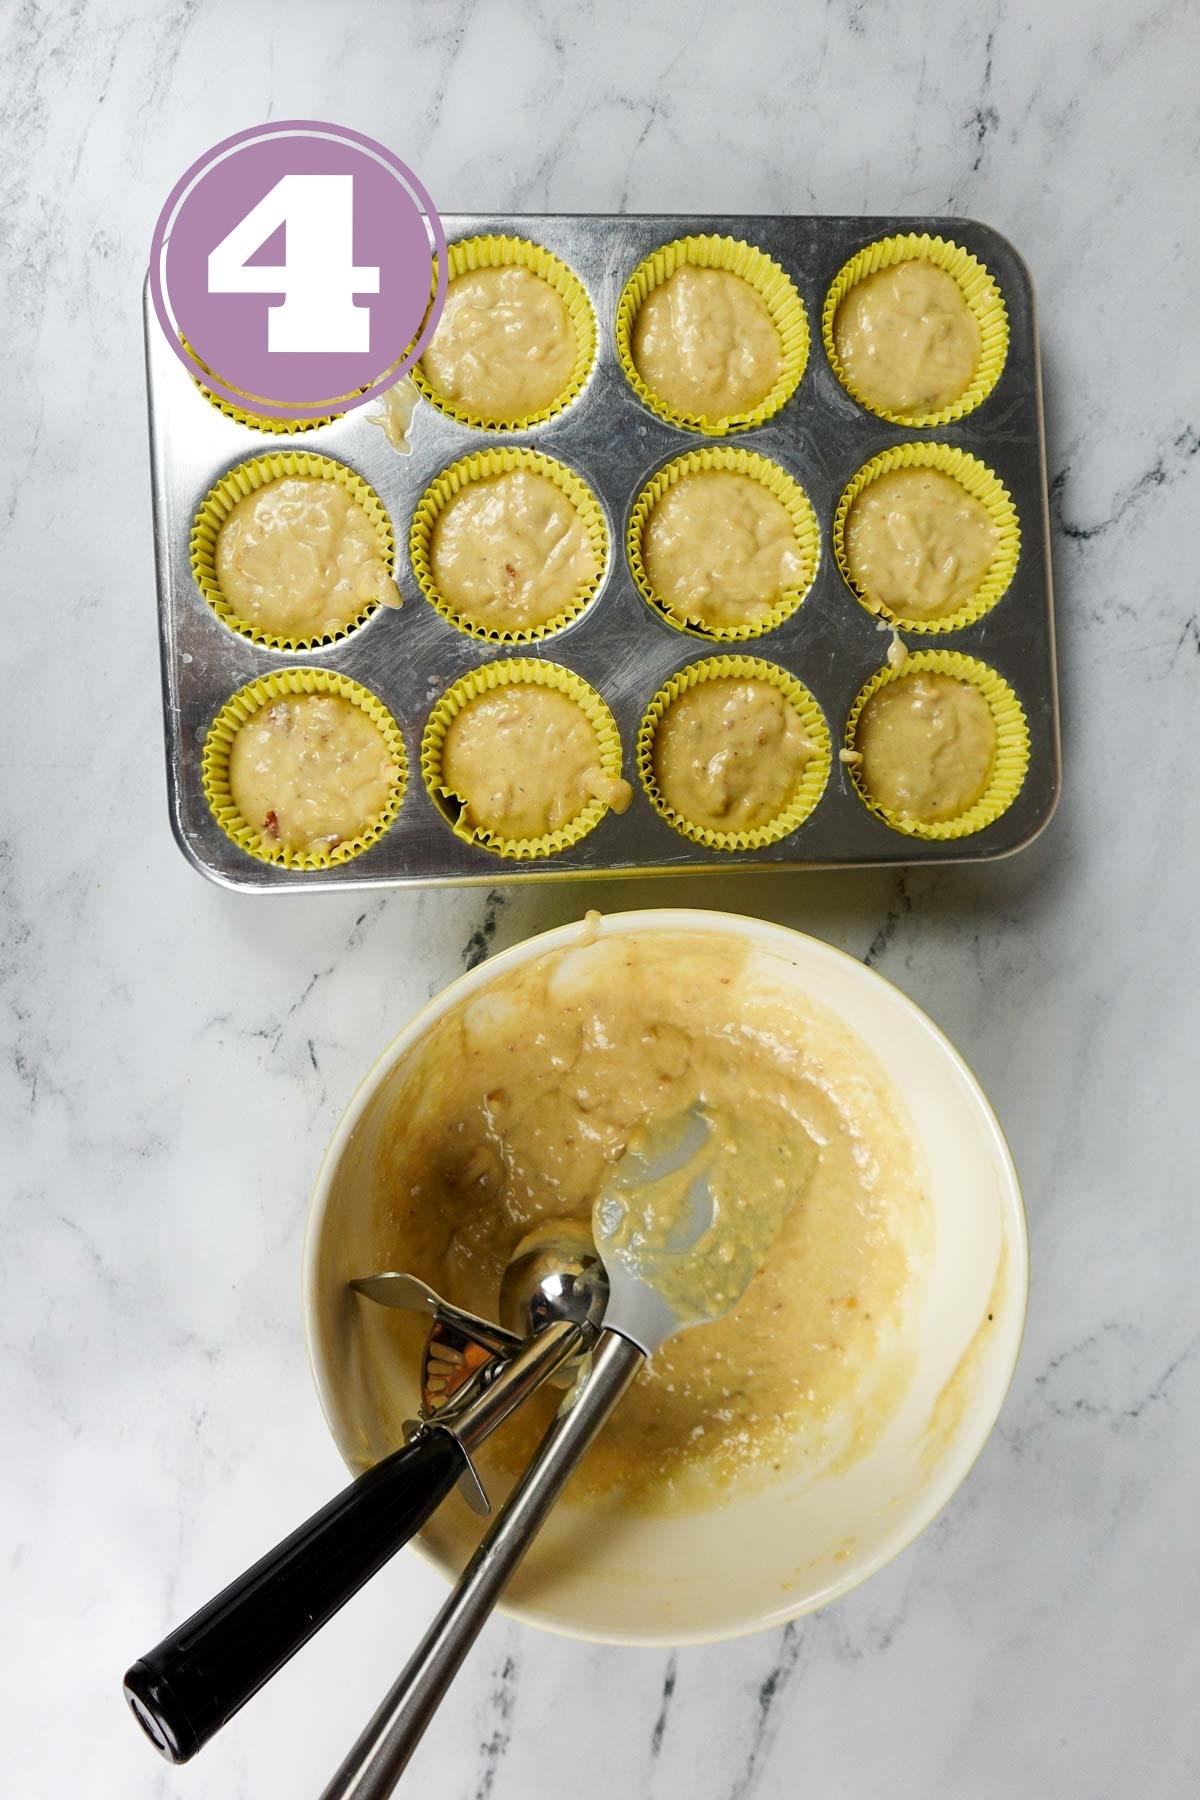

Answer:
[144,213,1059,889]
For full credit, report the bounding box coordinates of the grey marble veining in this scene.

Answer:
[1,2,1198,1797]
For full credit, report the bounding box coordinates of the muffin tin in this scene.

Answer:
[145,212,1059,890]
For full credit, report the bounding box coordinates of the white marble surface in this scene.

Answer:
[2,1,1198,1795]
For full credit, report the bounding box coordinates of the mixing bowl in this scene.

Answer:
[304,909,1026,1646]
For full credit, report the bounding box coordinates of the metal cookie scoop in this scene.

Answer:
[347,1273,523,1417]
[353,1224,607,1417]
[498,1217,607,1343]
[320,1100,809,1797]
[124,1244,607,1767]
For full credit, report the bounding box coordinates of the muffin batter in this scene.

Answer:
[834,262,981,415]
[856,672,996,822]
[440,685,631,842]
[214,477,399,639]
[430,470,599,635]
[845,468,998,620]
[642,470,807,632]
[369,374,420,453]
[354,931,927,1505]
[652,677,814,833]
[632,266,784,422]
[419,264,579,422]
[228,693,397,853]
[596,1101,814,1325]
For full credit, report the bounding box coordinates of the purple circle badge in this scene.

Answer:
[149,121,447,419]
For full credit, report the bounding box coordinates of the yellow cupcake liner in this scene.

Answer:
[637,655,831,851]
[421,658,625,861]
[201,668,407,871]
[844,649,1029,840]
[411,236,597,431]
[615,235,809,436]
[191,451,396,652]
[627,447,819,642]
[181,335,343,433]
[193,379,342,435]
[822,234,1009,427]
[409,448,608,644]
[832,443,1020,634]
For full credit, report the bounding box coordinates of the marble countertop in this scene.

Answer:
[3,2,1198,1795]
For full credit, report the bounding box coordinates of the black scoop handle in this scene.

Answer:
[123,1428,466,1766]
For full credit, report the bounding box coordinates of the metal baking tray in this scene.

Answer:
[145,212,1059,890]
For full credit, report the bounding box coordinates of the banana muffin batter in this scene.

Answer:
[844,468,998,620]
[632,266,784,422]
[419,264,579,422]
[641,470,807,633]
[856,672,996,823]
[354,931,927,1506]
[834,261,981,416]
[430,469,599,636]
[652,676,814,833]
[595,1101,814,1325]
[214,476,399,639]
[228,693,397,854]
[439,685,631,842]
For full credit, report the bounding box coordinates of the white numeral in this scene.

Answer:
[207,174,379,354]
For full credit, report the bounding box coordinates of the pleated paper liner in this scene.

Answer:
[615,234,809,436]
[180,335,343,434]
[844,649,1029,840]
[832,443,1020,634]
[410,448,608,644]
[421,659,626,862]
[822,233,1009,428]
[190,451,396,652]
[637,655,832,850]
[410,236,597,431]
[201,669,407,871]
[627,447,819,642]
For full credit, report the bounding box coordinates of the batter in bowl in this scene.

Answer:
[214,477,399,639]
[632,266,784,422]
[651,676,815,834]
[641,470,807,633]
[596,1099,815,1325]
[855,672,996,823]
[419,264,580,422]
[438,684,631,843]
[844,468,998,621]
[228,693,398,854]
[430,469,600,636]
[352,931,928,1507]
[834,261,981,416]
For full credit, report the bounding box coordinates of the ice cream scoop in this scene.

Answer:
[319,1098,812,1798]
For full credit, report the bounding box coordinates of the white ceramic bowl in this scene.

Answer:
[304,910,1026,1646]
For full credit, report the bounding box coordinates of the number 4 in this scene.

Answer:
[208,174,380,354]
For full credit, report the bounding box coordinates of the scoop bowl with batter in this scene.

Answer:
[306,910,1027,1644]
